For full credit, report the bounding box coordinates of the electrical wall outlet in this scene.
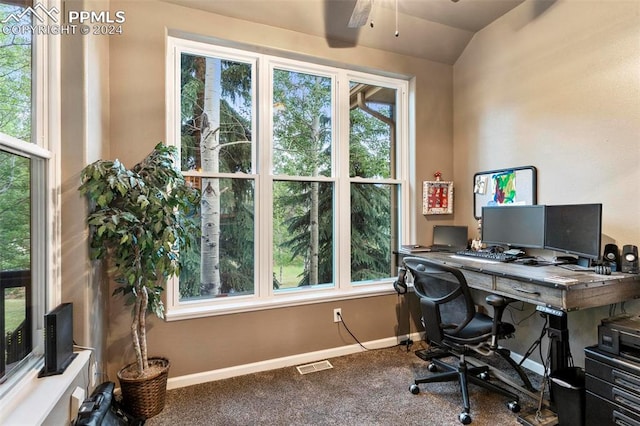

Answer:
[90,361,98,387]
[333,308,342,322]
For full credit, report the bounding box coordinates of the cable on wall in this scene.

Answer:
[337,311,369,351]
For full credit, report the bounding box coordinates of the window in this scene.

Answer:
[166,36,408,318]
[272,67,334,291]
[0,0,57,391]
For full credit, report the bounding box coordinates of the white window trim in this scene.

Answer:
[40,0,62,314]
[165,35,410,321]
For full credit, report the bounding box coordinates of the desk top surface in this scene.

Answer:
[399,250,640,291]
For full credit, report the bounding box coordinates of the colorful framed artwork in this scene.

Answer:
[473,166,537,219]
[423,180,454,215]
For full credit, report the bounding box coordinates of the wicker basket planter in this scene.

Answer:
[118,357,170,419]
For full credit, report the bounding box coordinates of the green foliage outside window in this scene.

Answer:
[0,4,32,142]
[178,49,398,299]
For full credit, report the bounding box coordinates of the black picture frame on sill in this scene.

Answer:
[473,166,537,219]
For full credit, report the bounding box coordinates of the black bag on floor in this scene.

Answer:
[74,381,144,426]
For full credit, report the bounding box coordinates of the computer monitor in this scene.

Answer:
[481,205,545,249]
[544,203,602,263]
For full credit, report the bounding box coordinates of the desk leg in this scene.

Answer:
[547,312,570,375]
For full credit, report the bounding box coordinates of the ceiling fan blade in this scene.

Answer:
[348,0,372,28]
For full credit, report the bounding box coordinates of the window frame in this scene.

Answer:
[0,0,61,399]
[165,35,409,321]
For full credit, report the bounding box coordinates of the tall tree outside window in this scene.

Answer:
[349,82,398,283]
[179,53,255,300]
[272,69,334,289]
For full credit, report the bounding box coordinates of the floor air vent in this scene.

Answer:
[296,360,333,375]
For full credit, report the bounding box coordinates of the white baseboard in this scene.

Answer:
[167,332,423,390]
[167,332,546,390]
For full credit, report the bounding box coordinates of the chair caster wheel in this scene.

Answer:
[507,400,521,413]
[409,384,420,395]
[459,412,472,424]
[479,371,490,380]
[428,363,438,372]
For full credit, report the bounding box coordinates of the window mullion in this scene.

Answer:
[336,73,352,290]
[258,58,274,299]
[397,84,412,246]
[41,0,61,324]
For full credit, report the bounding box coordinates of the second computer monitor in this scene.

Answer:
[481,205,545,249]
[544,203,602,261]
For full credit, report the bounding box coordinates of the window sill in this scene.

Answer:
[166,281,398,321]
[0,350,90,425]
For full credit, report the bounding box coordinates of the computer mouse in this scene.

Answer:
[523,259,538,266]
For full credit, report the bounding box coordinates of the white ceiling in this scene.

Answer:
[158,0,525,64]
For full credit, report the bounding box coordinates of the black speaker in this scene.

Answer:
[603,243,620,272]
[39,302,77,377]
[621,245,639,274]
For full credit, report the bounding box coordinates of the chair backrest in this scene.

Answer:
[402,257,476,345]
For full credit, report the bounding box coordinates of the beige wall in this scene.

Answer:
[453,0,640,365]
[91,0,451,381]
[61,0,112,384]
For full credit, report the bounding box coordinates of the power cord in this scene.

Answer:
[518,313,548,367]
[337,310,414,353]
[73,342,108,386]
[399,338,414,352]
[513,304,538,326]
[609,302,628,317]
[336,311,369,351]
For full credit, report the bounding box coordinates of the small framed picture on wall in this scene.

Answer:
[423,180,453,215]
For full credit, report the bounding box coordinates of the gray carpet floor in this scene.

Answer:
[146,343,548,426]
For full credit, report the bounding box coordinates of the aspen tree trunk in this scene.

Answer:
[200,58,222,295]
[309,115,321,285]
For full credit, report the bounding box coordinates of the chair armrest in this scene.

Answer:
[485,294,516,348]
[485,294,516,319]
[485,294,514,308]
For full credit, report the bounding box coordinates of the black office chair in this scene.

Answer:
[400,256,533,424]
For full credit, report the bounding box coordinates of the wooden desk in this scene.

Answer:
[398,251,640,373]
[401,251,640,312]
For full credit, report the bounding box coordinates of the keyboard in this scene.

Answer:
[455,249,519,263]
[560,264,589,271]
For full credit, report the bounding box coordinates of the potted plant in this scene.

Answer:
[79,143,200,419]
